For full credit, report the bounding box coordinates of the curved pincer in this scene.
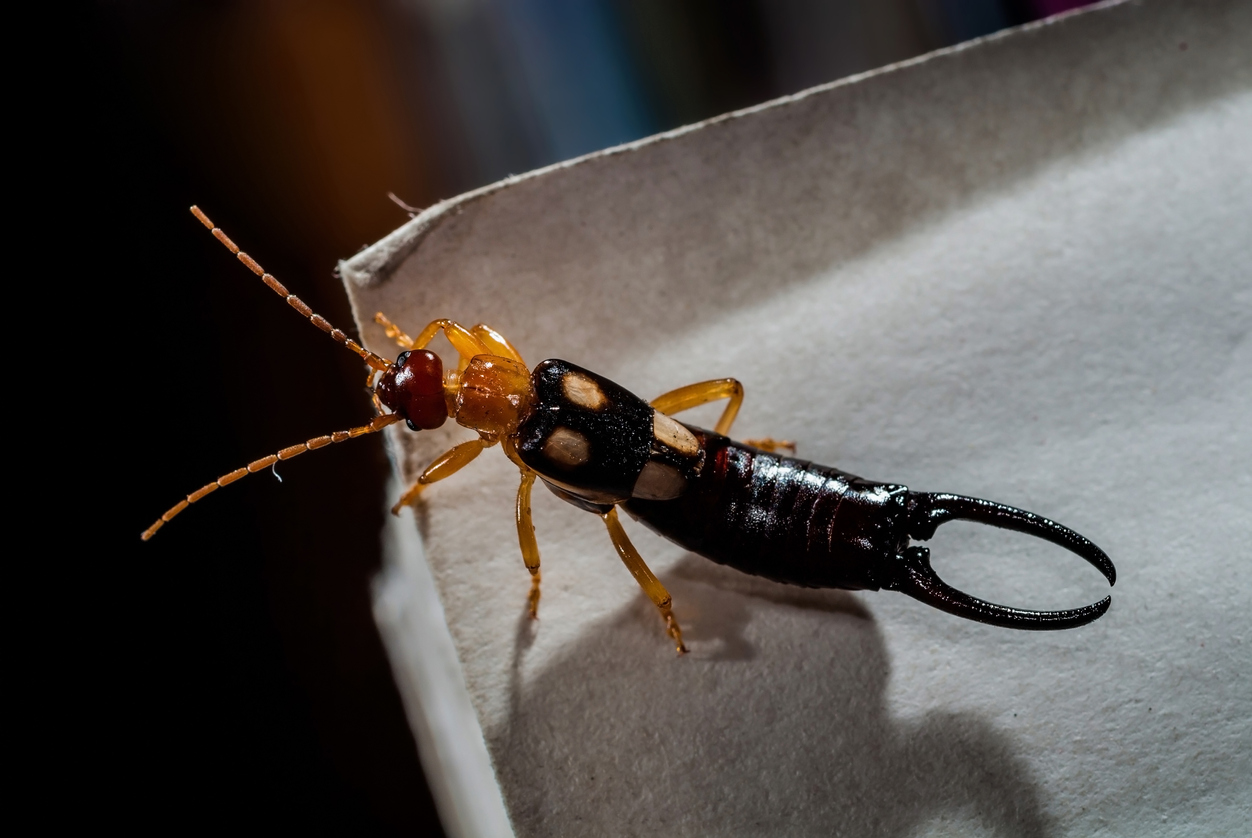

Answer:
[882,492,1115,630]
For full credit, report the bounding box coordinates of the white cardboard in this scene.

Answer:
[344,1,1252,835]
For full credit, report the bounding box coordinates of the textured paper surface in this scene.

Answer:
[345,2,1252,835]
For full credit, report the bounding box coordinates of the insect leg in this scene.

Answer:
[601,507,687,654]
[515,469,543,617]
[365,367,387,415]
[650,378,744,436]
[373,312,416,350]
[471,324,526,367]
[392,437,490,515]
[374,315,488,370]
[652,379,794,450]
[190,206,390,372]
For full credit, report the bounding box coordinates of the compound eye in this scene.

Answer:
[395,350,411,366]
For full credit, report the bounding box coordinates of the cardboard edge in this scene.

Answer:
[372,476,515,838]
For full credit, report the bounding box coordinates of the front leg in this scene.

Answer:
[374,314,488,370]
[392,437,489,514]
[602,507,687,654]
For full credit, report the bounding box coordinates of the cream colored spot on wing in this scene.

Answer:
[543,426,591,468]
[632,461,686,501]
[563,372,607,410]
[652,411,699,456]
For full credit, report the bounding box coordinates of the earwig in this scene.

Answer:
[145,207,1116,652]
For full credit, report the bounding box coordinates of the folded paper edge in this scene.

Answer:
[373,476,516,838]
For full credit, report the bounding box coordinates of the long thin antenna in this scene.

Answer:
[190,206,391,372]
[141,413,401,541]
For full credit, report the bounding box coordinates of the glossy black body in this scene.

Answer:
[516,360,653,503]
[625,430,906,592]
[510,360,1114,629]
[516,359,705,512]
[516,361,912,593]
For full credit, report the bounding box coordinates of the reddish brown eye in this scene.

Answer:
[375,349,447,430]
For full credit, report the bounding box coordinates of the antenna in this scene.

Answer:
[141,413,402,540]
[190,206,391,372]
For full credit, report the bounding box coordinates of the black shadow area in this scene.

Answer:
[492,556,1051,837]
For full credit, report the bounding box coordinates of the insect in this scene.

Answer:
[145,207,1116,653]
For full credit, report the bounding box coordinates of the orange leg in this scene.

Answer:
[652,379,795,452]
[515,469,543,617]
[601,507,687,654]
[374,314,490,371]
[374,312,416,350]
[471,323,526,367]
[376,314,525,367]
[191,206,390,372]
[649,378,744,436]
[365,367,387,415]
[501,440,544,616]
[392,437,490,515]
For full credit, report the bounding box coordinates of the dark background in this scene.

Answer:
[83,1,1090,832]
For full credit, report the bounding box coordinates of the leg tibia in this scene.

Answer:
[650,378,744,437]
[472,324,526,366]
[373,315,490,367]
[374,312,415,349]
[601,507,688,653]
[516,469,543,617]
[391,437,488,515]
[412,319,488,365]
[528,569,541,620]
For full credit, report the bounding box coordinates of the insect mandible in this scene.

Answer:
[143,207,1116,653]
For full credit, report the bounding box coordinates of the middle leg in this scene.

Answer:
[515,469,543,617]
[651,379,795,451]
[650,378,743,436]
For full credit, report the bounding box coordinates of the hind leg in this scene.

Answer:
[601,508,686,654]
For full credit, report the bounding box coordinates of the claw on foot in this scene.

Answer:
[391,481,427,515]
[663,609,688,654]
[527,569,541,619]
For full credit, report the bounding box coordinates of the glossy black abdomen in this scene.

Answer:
[623,430,909,591]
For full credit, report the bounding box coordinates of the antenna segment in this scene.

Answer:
[141,413,402,540]
[190,206,391,372]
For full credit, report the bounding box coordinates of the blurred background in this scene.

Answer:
[91,0,1092,833]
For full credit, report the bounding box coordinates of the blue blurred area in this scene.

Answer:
[498,0,657,161]
[926,0,1014,42]
[400,0,1091,190]
[421,0,657,179]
